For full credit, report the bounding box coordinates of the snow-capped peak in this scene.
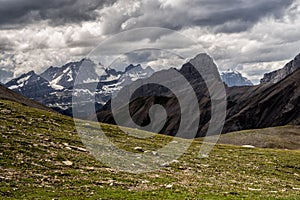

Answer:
[220,69,240,75]
[221,69,253,87]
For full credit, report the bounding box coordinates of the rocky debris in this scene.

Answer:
[63,143,87,152]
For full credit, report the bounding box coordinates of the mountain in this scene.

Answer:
[261,53,300,84]
[221,70,253,87]
[40,59,101,89]
[96,54,223,137]
[5,60,154,117]
[5,71,55,102]
[225,68,300,132]
[96,53,300,138]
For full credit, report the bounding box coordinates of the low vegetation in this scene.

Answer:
[0,100,300,199]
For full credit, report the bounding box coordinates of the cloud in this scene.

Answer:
[0,0,299,85]
[100,0,295,34]
[0,0,116,28]
[0,68,13,83]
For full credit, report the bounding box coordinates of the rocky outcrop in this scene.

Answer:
[261,54,300,84]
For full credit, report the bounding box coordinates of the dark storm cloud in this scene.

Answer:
[191,0,295,32]
[0,0,116,28]
[105,0,295,34]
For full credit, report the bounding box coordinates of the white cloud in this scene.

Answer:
[0,0,299,85]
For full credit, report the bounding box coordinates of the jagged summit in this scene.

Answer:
[221,70,253,87]
[125,64,142,72]
[187,53,253,87]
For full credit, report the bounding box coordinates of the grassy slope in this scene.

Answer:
[215,126,300,150]
[0,100,300,200]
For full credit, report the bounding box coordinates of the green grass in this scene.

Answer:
[0,100,300,199]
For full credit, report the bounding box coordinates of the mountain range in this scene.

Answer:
[4,58,251,117]
[96,53,300,138]
[3,52,299,138]
[5,59,155,117]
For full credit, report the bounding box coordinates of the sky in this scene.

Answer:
[0,0,300,84]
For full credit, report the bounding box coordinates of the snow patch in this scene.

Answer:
[17,75,31,84]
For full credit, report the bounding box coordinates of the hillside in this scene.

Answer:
[1,99,300,199]
[0,84,54,113]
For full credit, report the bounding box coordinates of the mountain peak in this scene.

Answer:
[125,64,142,72]
[261,53,300,84]
[26,70,36,75]
[221,69,240,75]
[189,53,212,64]
[221,70,253,87]
[183,53,220,80]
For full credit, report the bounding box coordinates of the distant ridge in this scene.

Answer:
[261,53,300,84]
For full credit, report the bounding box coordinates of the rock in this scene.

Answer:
[170,160,179,164]
[242,145,255,148]
[62,161,73,166]
[134,147,143,152]
[141,180,150,184]
[248,188,262,191]
[165,184,173,189]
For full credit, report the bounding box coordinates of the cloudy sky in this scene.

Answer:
[0,0,300,84]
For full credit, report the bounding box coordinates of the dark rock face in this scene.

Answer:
[261,54,300,84]
[96,54,300,138]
